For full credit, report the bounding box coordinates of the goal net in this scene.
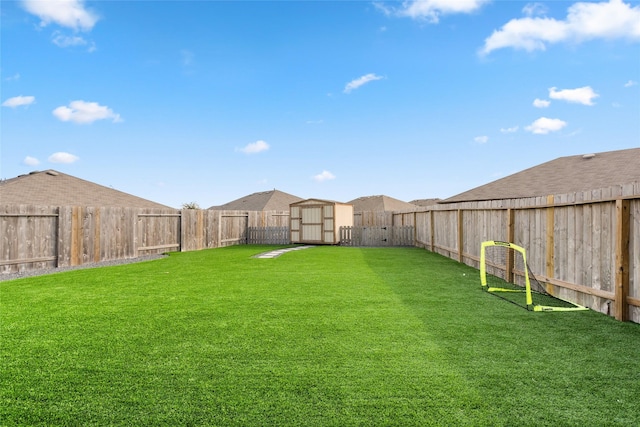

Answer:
[480,241,587,312]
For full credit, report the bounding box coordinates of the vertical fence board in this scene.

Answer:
[615,200,631,321]
[630,199,640,323]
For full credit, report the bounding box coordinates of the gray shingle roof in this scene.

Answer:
[0,170,171,208]
[348,195,417,212]
[209,189,303,211]
[441,148,640,203]
[410,198,441,207]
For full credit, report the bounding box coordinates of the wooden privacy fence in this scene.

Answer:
[353,211,394,226]
[398,184,639,323]
[3,183,639,324]
[339,226,414,247]
[0,206,290,273]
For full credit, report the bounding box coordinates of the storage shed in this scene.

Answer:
[290,199,353,244]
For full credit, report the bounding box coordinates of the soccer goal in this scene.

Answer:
[479,240,588,312]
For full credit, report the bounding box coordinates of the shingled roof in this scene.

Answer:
[410,198,441,207]
[0,170,171,208]
[441,148,640,203]
[348,195,417,212]
[209,189,303,211]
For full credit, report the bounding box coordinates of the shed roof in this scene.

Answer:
[209,189,303,211]
[0,170,171,208]
[348,195,417,212]
[441,148,640,203]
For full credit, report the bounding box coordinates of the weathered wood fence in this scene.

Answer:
[3,183,639,323]
[353,211,393,226]
[383,184,640,323]
[339,226,414,247]
[0,206,290,273]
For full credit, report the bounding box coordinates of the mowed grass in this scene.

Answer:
[2,246,639,426]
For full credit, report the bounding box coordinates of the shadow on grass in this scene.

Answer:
[359,246,640,426]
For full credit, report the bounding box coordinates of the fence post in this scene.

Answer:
[429,210,435,252]
[197,210,204,250]
[457,209,464,262]
[93,208,101,263]
[217,211,222,247]
[70,206,82,266]
[545,195,555,293]
[55,206,63,268]
[505,208,515,282]
[615,199,630,321]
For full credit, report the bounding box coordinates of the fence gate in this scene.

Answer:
[218,212,249,246]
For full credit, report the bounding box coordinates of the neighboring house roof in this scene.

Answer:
[209,189,303,211]
[441,148,640,203]
[290,198,351,206]
[348,195,417,212]
[410,198,441,207]
[0,170,172,208]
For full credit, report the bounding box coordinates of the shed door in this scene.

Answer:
[301,207,322,242]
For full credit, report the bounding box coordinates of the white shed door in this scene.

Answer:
[301,207,322,241]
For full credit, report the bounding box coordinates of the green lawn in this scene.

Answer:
[2,246,639,426]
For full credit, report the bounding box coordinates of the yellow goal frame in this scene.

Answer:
[480,240,588,312]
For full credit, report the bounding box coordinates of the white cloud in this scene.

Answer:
[625,80,638,87]
[23,156,40,166]
[549,86,599,105]
[52,32,86,47]
[239,140,269,154]
[52,100,122,124]
[22,0,99,31]
[500,126,519,133]
[533,98,551,108]
[481,0,640,55]
[525,117,567,134]
[373,2,393,17]
[51,31,95,51]
[474,135,489,143]
[48,152,79,164]
[313,170,336,182]
[2,95,35,108]
[4,73,21,82]
[523,3,548,17]
[343,73,383,94]
[397,0,489,23]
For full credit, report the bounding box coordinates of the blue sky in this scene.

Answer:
[1,0,639,208]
